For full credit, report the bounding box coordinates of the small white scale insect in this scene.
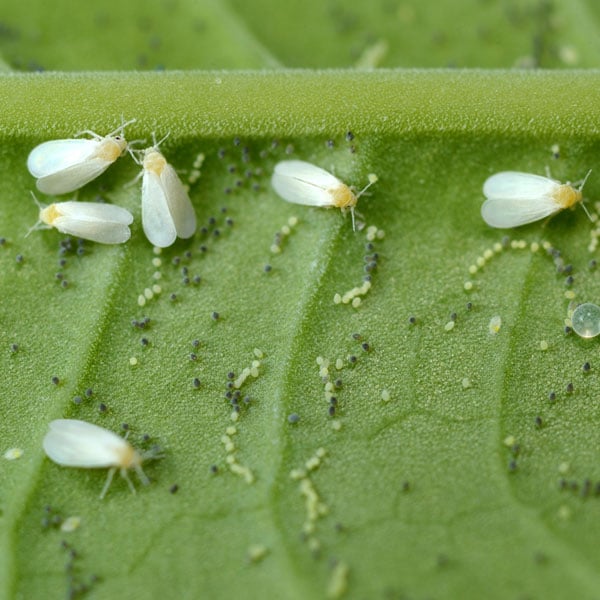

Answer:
[27,119,136,195]
[135,135,197,247]
[481,170,591,228]
[43,419,152,499]
[271,160,378,231]
[29,192,133,244]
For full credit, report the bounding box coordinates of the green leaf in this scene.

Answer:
[2,1,600,599]
[1,70,600,600]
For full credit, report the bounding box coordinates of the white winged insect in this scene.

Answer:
[481,170,591,228]
[134,135,197,247]
[43,419,155,499]
[27,119,137,195]
[28,192,133,244]
[271,160,378,231]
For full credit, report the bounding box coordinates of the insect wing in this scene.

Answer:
[52,201,132,244]
[161,164,197,239]
[36,157,115,195]
[27,139,98,178]
[481,196,560,228]
[142,170,177,247]
[483,172,558,200]
[43,419,127,468]
[272,160,341,207]
[57,201,133,224]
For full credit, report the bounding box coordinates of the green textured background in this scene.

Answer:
[0,1,600,599]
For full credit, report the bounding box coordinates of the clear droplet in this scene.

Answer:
[571,303,600,338]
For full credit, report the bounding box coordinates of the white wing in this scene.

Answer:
[142,171,177,247]
[483,172,558,200]
[27,139,98,177]
[161,164,197,239]
[57,201,133,224]
[36,158,115,195]
[271,160,341,207]
[50,201,132,243]
[53,217,131,244]
[481,196,560,228]
[43,419,127,468]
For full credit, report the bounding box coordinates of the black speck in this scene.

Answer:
[583,362,591,373]
[581,478,591,497]
[72,396,82,405]
[210,464,218,474]
[169,484,179,494]
[98,403,107,413]
[566,382,574,394]
[345,131,354,141]
[193,378,201,389]
[548,391,556,402]
[211,311,220,321]
[288,413,300,424]
[51,376,60,385]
